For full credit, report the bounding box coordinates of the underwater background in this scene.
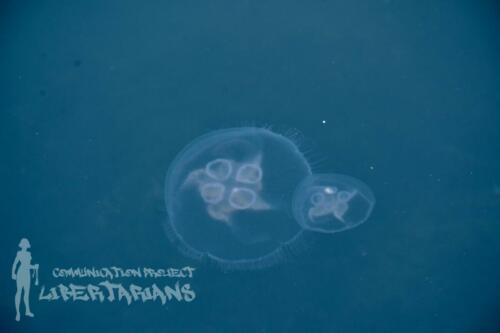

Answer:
[1,0,499,332]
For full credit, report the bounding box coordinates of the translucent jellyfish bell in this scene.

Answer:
[292,174,375,233]
[164,127,312,269]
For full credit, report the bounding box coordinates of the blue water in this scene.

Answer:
[1,1,499,332]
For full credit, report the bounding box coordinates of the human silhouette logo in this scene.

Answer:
[11,238,39,322]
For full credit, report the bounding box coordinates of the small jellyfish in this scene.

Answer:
[292,174,375,233]
[164,127,312,269]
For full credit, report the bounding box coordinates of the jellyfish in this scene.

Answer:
[292,174,375,233]
[181,155,270,222]
[164,127,312,270]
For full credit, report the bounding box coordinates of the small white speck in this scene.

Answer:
[322,120,326,124]
[324,187,334,194]
[369,166,374,170]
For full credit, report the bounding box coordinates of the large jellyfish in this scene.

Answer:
[164,127,312,269]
